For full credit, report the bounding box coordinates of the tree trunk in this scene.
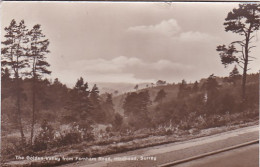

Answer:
[15,76,25,144]
[30,75,36,146]
[242,26,252,101]
[14,39,25,144]
[242,60,247,101]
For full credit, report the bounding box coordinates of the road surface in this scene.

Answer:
[174,143,259,167]
[60,125,259,167]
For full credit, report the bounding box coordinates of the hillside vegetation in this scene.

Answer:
[2,71,259,162]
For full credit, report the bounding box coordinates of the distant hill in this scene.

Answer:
[111,73,259,115]
[90,82,152,95]
[111,83,180,115]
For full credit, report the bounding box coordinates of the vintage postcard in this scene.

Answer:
[1,1,259,167]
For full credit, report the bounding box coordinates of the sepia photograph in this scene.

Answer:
[1,1,259,167]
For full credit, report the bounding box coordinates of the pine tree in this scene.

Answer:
[106,93,113,106]
[216,4,260,100]
[205,74,219,93]
[123,90,151,128]
[154,89,166,103]
[67,77,92,120]
[90,84,103,122]
[178,79,188,98]
[134,84,138,91]
[27,24,51,145]
[90,84,100,106]
[1,19,29,144]
[123,92,139,116]
[74,77,89,97]
[156,80,166,86]
[204,74,219,106]
[192,81,199,92]
[113,113,123,130]
[229,65,241,85]
[103,93,115,123]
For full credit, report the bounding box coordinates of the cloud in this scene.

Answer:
[69,56,143,74]
[69,56,191,74]
[54,56,194,85]
[127,19,181,37]
[153,59,188,70]
[126,59,194,81]
[127,19,220,43]
[179,31,220,42]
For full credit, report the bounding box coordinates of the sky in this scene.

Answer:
[1,2,260,87]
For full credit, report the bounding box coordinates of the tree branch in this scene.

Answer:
[237,62,244,69]
[231,41,245,47]
[248,45,256,51]
[249,35,255,41]
[248,56,256,59]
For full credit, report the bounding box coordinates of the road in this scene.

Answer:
[174,143,259,167]
[60,125,259,167]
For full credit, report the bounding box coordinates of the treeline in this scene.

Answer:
[120,73,259,130]
[2,69,259,153]
[3,69,258,133]
[1,74,121,130]
[2,73,123,152]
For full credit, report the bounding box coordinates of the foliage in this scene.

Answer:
[192,81,199,92]
[27,24,51,78]
[216,44,238,67]
[33,120,54,151]
[123,90,151,129]
[134,84,138,90]
[1,19,29,143]
[216,4,260,99]
[66,77,93,121]
[177,79,191,98]
[102,93,116,124]
[90,84,103,122]
[1,19,29,77]
[204,74,219,93]
[156,80,166,86]
[229,65,241,85]
[154,89,166,103]
[27,24,51,145]
[113,113,123,130]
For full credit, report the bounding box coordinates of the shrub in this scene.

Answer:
[54,122,94,147]
[33,120,54,151]
[57,131,82,146]
[2,136,22,156]
[112,113,123,131]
